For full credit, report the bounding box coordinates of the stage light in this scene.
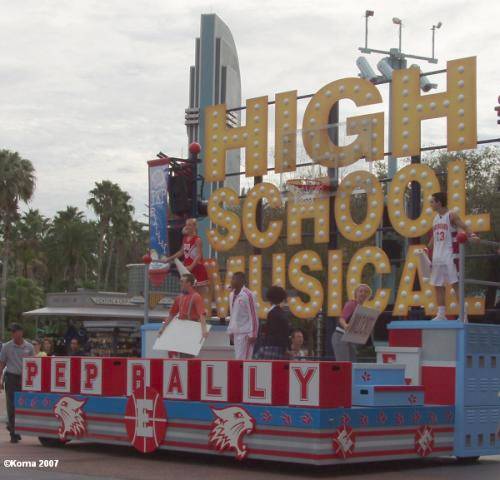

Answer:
[410,64,437,92]
[356,56,378,82]
[377,57,394,81]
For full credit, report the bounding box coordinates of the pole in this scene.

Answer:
[398,23,402,52]
[431,27,435,59]
[459,242,466,323]
[326,104,339,358]
[190,147,199,219]
[143,263,150,325]
[410,155,422,225]
[365,15,369,49]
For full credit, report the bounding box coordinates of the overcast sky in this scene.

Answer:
[1,0,499,221]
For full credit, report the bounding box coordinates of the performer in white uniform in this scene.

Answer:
[227,272,259,359]
[428,192,477,321]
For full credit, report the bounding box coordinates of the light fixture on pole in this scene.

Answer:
[363,10,374,49]
[431,22,442,60]
[392,17,403,52]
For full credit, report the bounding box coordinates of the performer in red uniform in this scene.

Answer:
[166,218,209,288]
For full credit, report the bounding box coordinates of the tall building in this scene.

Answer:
[185,14,242,254]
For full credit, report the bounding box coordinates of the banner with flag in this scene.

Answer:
[147,159,170,286]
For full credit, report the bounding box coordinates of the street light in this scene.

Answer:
[431,22,442,60]
[392,17,403,52]
[363,10,375,49]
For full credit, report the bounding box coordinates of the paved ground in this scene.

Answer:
[1,392,499,480]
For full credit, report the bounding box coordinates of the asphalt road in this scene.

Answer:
[1,392,499,480]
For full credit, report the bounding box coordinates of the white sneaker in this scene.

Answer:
[431,315,446,322]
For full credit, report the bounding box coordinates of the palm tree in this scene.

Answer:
[87,181,125,289]
[12,209,49,279]
[0,150,36,338]
[44,207,97,291]
[104,189,134,290]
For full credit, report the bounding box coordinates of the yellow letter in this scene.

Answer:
[207,187,240,252]
[335,171,383,241]
[302,78,384,168]
[288,250,323,319]
[391,57,477,157]
[205,96,268,181]
[243,183,283,248]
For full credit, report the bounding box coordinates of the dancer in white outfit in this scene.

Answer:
[428,192,478,321]
[227,272,259,359]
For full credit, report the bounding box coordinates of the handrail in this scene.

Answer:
[458,237,500,322]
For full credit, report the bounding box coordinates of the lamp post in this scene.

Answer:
[142,253,152,324]
[431,22,442,60]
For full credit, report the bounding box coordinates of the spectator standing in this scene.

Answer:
[0,323,34,443]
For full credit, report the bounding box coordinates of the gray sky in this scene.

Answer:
[0,0,499,221]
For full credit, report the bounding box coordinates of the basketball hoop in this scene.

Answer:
[286,178,332,203]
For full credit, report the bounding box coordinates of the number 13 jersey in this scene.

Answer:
[432,211,457,265]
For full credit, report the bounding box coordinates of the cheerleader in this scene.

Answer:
[166,218,209,290]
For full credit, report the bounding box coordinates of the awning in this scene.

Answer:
[23,307,168,320]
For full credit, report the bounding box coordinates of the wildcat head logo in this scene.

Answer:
[53,397,87,441]
[208,406,255,460]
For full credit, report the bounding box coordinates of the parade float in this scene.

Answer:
[14,42,500,465]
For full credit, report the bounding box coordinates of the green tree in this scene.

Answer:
[44,207,98,291]
[0,149,36,339]
[103,189,135,290]
[87,181,132,289]
[11,209,49,280]
[6,276,44,339]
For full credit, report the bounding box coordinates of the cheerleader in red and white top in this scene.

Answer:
[166,218,209,289]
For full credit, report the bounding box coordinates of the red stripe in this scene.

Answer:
[162,440,211,450]
[16,426,127,443]
[374,386,425,392]
[15,426,454,461]
[16,409,123,424]
[147,159,169,167]
[244,289,258,336]
[248,445,453,461]
[169,422,210,431]
[16,410,455,438]
[356,427,453,437]
[256,428,332,438]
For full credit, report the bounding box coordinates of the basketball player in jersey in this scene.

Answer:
[166,218,209,291]
[428,192,477,321]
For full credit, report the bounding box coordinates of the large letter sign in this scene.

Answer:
[202,57,487,318]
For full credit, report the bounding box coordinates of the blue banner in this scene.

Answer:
[148,160,169,263]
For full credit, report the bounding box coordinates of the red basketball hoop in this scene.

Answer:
[149,263,170,287]
[286,178,332,203]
